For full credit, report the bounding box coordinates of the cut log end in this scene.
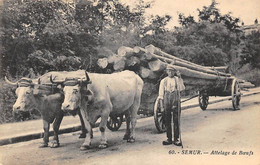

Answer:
[97,58,108,69]
[148,60,166,72]
[139,67,157,79]
[117,46,134,57]
[113,58,126,71]
[145,44,160,54]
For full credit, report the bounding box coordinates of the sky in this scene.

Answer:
[121,0,260,28]
[0,0,259,27]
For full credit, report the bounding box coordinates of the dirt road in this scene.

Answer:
[0,93,259,165]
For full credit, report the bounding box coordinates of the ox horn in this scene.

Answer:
[50,75,64,84]
[85,71,91,84]
[5,76,18,86]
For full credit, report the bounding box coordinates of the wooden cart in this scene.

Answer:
[153,77,241,133]
[96,44,245,132]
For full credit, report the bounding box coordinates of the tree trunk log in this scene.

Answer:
[113,57,126,71]
[117,46,134,57]
[145,44,230,77]
[97,58,108,69]
[239,82,255,88]
[181,76,223,86]
[148,60,166,72]
[107,54,119,64]
[148,52,231,77]
[139,67,150,79]
[206,66,229,73]
[139,67,157,79]
[133,46,147,54]
[97,47,115,58]
[126,56,141,67]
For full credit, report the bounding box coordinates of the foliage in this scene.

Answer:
[0,80,16,123]
[1,0,97,77]
[240,31,260,69]
[197,0,240,32]
[178,14,195,27]
[172,0,243,69]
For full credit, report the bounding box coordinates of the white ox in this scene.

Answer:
[5,71,88,148]
[52,70,143,150]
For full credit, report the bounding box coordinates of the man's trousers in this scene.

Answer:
[163,91,181,141]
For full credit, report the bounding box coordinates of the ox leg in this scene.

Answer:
[128,89,142,143]
[128,109,137,143]
[78,110,87,139]
[79,109,92,151]
[98,112,109,149]
[39,120,50,148]
[123,111,131,140]
[51,112,64,148]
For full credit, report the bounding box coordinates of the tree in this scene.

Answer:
[1,0,98,76]
[240,31,260,69]
[197,0,240,32]
[178,13,195,27]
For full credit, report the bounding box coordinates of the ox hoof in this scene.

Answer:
[39,142,48,148]
[98,144,108,149]
[123,134,130,140]
[50,141,60,148]
[127,137,135,143]
[80,145,91,151]
[78,133,86,139]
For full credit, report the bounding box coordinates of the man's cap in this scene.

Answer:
[166,65,177,71]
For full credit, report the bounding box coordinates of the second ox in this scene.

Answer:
[51,70,143,150]
[5,71,88,148]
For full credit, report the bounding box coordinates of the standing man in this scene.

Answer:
[158,65,185,146]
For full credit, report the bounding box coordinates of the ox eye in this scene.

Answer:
[26,91,31,95]
[73,90,78,94]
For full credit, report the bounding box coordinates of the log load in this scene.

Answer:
[96,45,252,91]
[96,45,233,82]
[145,44,231,77]
[95,45,254,113]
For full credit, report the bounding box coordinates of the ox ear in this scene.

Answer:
[32,86,44,96]
[82,89,94,103]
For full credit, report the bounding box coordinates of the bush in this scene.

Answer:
[0,79,16,123]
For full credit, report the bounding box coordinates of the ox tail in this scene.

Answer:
[128,74,143,140]
[133,74,144,112]
[136,74,144,92]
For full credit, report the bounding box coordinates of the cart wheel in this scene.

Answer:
[199,92,209,110]
[107,115,123,131]
[232,79,241,110]
[154,98,166,133]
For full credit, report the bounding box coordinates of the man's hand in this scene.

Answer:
[159,99,164,112]
[176,70,181,78]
